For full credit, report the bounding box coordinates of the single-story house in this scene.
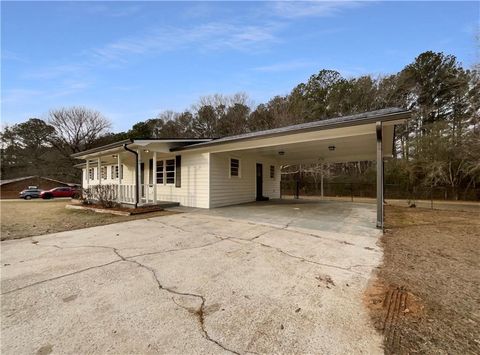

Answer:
[0,176,80,199]
[72,108,411,228]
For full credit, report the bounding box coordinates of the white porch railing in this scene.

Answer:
[85,183,161,205]
[140,184,155,204]
[119,184,136,204]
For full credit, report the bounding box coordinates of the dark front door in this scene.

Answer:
[256,163,263,200]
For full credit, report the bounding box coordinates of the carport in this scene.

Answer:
[174,108,411,228]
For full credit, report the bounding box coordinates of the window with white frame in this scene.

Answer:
[230,158,240,177]
[270,165,275,179]
[165,159,175,184]
[111,165,119,179]
[156,160,164,184]
[100,166,107,180]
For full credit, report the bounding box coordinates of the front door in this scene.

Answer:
[256,163,263,200]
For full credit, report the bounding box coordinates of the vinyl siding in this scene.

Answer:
[154,152,210,208]
[209,151,281,208]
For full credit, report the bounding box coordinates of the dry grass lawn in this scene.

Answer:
[0,199,174,241]
[366,205,480,354]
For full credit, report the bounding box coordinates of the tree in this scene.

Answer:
[0,118,56,179]
[48,106,111,155]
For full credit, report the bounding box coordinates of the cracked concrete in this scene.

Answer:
[1,201,383,354]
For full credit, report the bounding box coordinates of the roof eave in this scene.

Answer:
[171,110,411,152]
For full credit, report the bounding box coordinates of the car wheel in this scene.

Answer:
[25,195,32,200]
[43,194,52,199]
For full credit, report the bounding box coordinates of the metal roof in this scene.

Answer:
[171,108,410,152]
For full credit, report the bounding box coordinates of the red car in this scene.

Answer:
[40,187,78,199]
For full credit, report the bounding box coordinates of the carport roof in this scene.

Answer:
[171,107,410,152]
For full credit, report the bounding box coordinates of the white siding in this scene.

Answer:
[154,152,210,208]
[209,152,281,208]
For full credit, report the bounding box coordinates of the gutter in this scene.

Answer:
[123,143,139,208]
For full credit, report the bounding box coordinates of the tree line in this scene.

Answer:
[1,51,479,199]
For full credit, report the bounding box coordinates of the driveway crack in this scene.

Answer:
[117,248,240,354]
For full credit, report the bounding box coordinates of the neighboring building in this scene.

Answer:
[0,176,80,199]
[72,108,411,228]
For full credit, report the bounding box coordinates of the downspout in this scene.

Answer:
[123,143,139,208]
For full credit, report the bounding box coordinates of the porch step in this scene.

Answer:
[141,201,180,209]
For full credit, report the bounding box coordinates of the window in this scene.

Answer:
[166,159,175,184]
[156,160,164,184]
[101,166,107,180]
[230,158,240,177]
[88,168,94,180]
[111,165,119,179]
[270,165,275,179]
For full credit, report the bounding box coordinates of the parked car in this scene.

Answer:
[19,188,43,200]
[40,187,79,199]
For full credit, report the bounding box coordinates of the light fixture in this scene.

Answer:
[144,149,150,153]
[328,145,336,151]
[112,154,118,158]
[278,151,285,156]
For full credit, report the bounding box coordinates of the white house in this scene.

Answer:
[72,108,411,228]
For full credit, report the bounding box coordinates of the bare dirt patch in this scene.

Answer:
[0,200,176,241]
[365,205,480,354]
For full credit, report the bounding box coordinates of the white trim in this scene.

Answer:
[229,157,241,178]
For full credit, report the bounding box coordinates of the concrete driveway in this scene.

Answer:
[1,203,383,354]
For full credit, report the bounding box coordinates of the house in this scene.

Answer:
[0,176,80,199]
[72,108,411,228]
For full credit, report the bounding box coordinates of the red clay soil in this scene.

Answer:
[365,205,480,354]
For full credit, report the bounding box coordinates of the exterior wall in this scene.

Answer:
[81,164,136,187]
[1,177,71,199]
[153,152,210,208]
[80,151,281,209]
[209,151,281,208]
[81,153,210,208]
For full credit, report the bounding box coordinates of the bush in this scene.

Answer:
[81,184,119,208]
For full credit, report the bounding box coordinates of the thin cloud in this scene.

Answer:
[91,22,282,63]
[270,1,363,19]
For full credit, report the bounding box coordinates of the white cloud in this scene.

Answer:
[270,1,363,19]
[90,22,282,63]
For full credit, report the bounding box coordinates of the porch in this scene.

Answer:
[76,139,202,207]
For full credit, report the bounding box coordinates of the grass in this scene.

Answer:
[0,199,175,241]
[366,205,480,354]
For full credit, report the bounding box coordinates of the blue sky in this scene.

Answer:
[2,1,478,132]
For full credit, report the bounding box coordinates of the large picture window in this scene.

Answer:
[230,158,240,177]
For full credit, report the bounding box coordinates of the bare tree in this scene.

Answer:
[48,106,111,154]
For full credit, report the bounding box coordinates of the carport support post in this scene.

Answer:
[376,121,384,229]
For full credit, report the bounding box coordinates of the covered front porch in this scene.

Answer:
[74,139,209,207]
